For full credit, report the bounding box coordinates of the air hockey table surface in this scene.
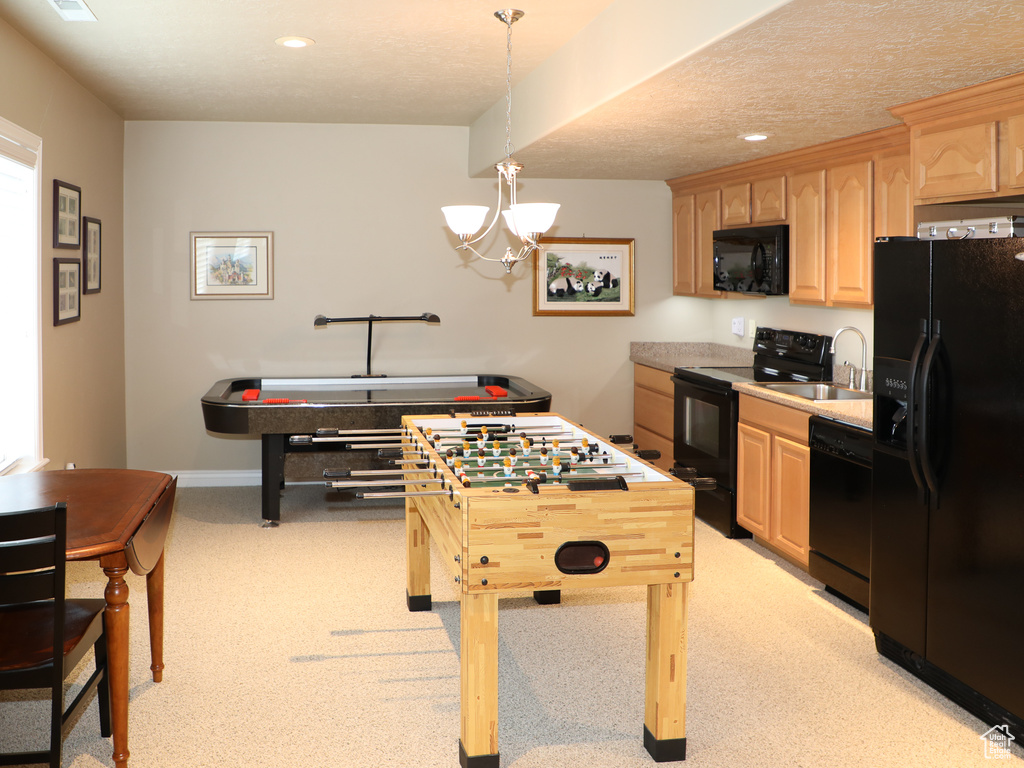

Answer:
[201,374,552,522]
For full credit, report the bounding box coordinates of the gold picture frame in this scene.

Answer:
[534,237,635,317]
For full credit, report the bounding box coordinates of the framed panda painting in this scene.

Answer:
[534,237,634,316]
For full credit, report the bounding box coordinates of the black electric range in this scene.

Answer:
[670,328,833,538]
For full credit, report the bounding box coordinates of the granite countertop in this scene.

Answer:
[629,341,754,373]
[733,382,872,431]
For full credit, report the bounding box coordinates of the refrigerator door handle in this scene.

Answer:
[906,320,929,499]
[918,318,942,501]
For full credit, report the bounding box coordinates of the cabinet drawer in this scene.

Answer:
[632,425,673,472]
[738,394,810,443]
[634,364,675,397]
[634,386,674,440]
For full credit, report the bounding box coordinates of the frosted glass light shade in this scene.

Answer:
[442,205,489,237]
[502,203,560,237]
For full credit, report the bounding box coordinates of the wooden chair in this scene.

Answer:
[0,502,111,767]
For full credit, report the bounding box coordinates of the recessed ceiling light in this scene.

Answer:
[275,36,316,48]
[45,0,96,22]
[740,133,770,142]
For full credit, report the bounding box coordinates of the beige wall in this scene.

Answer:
[0,18,126,470]
[123,121,711,474]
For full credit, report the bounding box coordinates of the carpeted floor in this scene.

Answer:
[1,484,1020,766]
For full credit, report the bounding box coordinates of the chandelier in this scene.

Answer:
[442,9,559,274]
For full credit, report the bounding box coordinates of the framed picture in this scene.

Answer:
[534,237,635,316]
[53,258,81,325]
[190,232,274,300]
[83,216,101,294]
[53,180,82,249]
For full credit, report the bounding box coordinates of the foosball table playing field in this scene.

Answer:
[330,412,696,766]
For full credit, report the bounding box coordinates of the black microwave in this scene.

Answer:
[712,225,789,296]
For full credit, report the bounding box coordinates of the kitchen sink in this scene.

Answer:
[760,382,872,401]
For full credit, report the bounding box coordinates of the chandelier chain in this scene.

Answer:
[504,17,515,160]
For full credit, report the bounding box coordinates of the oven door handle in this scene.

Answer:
[671,375,735,400]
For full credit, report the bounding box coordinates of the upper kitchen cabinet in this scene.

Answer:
[890,71,1024,204]
[667,127,909,309]
[671,188,722,297]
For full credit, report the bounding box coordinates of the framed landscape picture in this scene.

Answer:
[83,216,101,293]
[53,179,82,249]
[53,258,81,325]
[190,231,274,300]
[534,237,635,316]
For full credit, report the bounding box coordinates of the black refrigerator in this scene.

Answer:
[872,236,1024,739]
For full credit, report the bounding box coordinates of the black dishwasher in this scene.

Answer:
[808,415,873,612]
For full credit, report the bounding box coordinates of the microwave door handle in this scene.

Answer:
[750,242,766,291]
[906,319,929,501]
[918,319,943,503]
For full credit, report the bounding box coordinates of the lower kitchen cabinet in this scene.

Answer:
[736,394,811,566]
[633,364,674,472]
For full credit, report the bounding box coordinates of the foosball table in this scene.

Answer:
[325,412,695,765]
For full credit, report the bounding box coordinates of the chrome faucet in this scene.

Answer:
[831,326,869,391]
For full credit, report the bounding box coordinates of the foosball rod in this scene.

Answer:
[327,477,447,490]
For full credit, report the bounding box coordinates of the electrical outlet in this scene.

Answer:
[731,316,745,336]
[748,319,757,338]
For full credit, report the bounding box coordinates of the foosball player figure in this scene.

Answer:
[460,420,468,435]
[508,447,518,466]
[476,449,487,468]
[522,438,532,458]
[454,458,466,482]
[552,439,561,457]
[519,431,528,450]
[570,446,580,465]
[446,449,455,468]
[502,457,515,478]
[462,439,472,458]
[539,447,549,466]
[491,440,502,458]
[551,456,563,478]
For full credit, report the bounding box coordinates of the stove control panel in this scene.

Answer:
[753,327,833,366]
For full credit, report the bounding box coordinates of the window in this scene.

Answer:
[0,118,42,474]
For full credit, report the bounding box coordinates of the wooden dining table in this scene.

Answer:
[0,468,177,768]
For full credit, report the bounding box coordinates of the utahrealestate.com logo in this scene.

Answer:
[980,725,1016,760]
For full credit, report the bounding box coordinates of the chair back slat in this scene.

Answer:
[0,569,58,606]
[0,506,58,544]
[0,536,59,574]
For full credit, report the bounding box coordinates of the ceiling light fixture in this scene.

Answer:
[740,133,770,142]
[441,9,559,274]
[275,36,315,48]
[45,0,96,22]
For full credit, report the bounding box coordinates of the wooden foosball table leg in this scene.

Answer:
[406,500,432,612]
[644,581,688,762]
[459,591,499,767]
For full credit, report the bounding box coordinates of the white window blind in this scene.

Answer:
[0,116,42,474]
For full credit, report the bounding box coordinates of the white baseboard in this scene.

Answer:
[172,470,262,487]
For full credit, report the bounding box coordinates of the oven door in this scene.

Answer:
[671,374,748,538]
[671,375,736,485]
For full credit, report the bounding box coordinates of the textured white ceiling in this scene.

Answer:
[2,0,1023,180]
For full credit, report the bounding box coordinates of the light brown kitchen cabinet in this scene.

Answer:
[787,169,827,305]
[721,183,751,227]
[752,176,786,222]
[672,194,696,295]
[633,364,674,472]
[874,149,914,238]
[736,394,811,567]
[889,71,1024,203]
[826,159,873,307]
[914,122,997,201]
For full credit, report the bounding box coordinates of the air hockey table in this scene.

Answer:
[388,412,695,766]
[201,374,552,524]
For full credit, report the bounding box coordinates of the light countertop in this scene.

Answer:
[629,341,754,374]
[733,382,872,431]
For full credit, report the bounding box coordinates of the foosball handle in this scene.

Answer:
[608,434,633,444]
[378,447,405,459]
[636,449,661,462]
[670,466,698,479]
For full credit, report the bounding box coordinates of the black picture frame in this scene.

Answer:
[83,216,101,294]
[53,258,81,325]
[53,179,82,249]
